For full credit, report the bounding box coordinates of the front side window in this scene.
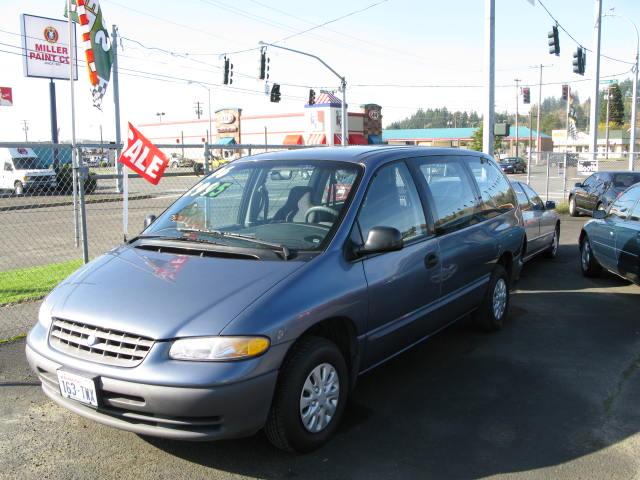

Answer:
[12,157,49,170]
[417,158,479,234]
[467,157,516,219]
[357,162,427,242]
[582,174,597,189]
[144,160,360,251]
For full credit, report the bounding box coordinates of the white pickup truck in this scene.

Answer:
[0,147,57,195]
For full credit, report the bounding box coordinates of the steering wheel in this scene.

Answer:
[304,206,339,223]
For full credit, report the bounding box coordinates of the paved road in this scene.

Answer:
[1,216,639,479]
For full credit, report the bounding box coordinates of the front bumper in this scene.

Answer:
[26,324,283,441]
[25,179,57,190]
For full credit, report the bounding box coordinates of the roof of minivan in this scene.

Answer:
[238,146,489,165]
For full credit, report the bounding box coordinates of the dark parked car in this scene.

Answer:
[499,157,527,174]
[26,147,525,452]
[569,171,640,216]
[511,181,560,262]
[579,183,640,285]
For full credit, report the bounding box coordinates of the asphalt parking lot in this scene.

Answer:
[1,216,639,480]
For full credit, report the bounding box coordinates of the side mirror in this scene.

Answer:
[593,209,607,219]
[545,200,556,210]
[574,182,582,188]
[144,214,157,229]
[357,226,403,256]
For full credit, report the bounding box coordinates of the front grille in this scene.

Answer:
[49,318,154,367]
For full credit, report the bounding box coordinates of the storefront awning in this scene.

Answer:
[283,134,304,145]
[368,134,383,144]
[307,134,327,145]
[216,137,236,145]
[348,133,367,145]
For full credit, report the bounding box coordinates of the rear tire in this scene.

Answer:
[569,196,579,217]
[265,336,348,453]
[580,235,602,277]
[544,224,560,259]
[473,264,510,332]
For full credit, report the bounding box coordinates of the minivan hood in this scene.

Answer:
[49,244,305,340]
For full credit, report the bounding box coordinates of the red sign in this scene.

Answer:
[0,87,12,107]
[119,123,168,185]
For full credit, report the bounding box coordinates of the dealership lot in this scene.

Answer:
[1,216,639,479]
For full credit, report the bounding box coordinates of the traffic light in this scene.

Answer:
[308,89,316,105]
[573,47,586,75]
[270,83,281,103]
[562,84,569,101]
[522,87,530,104]
[223,56,234,85]
[548,25,560,56]
[259,49,270,80]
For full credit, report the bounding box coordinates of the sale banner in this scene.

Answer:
[0,87,12,106]
[119,123,168,185]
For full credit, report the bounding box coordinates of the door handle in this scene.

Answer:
[424,253,439,269]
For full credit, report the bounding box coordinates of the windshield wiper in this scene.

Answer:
[177,227,291,260]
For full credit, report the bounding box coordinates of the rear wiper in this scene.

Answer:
[177,227,290,260]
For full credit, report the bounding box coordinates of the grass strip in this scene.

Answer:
[0,259,83,306]
[0,333,27,345]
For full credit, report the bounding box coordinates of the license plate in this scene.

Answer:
[57,370,99,407]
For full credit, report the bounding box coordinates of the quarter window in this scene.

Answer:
[417,159,479,234]
[520,183,544,210]
[512,183,531,210]
[468,157,516,219]
[357,162,427,242]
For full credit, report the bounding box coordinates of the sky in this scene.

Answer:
[0,0,639,142]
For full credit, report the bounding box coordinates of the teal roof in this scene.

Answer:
[383,127,550,141]
[215,136,236,145]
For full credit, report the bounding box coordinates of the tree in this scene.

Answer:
[470,123,501,152]
[600,84,624,126]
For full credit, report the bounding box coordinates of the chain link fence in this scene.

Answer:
[0,141,312,339]
[513,151,640,202]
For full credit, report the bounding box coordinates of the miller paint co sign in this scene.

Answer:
[21,14,78,80]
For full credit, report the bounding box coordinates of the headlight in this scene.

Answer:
[23,175,30,182]
[38,300,53,329]
[169,336,270,361]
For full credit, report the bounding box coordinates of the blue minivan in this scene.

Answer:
[27,147,525,452]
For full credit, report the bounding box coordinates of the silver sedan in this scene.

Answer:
[511,181,561,263]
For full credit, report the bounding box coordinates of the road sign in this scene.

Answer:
[601,79,618,85]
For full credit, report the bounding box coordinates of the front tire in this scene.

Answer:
[265,336,348,453]
[473,264,510,332]
[14,181,24,196]
[569,196,579,217]
[580,235,602,277]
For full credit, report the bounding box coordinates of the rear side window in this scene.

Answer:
[416,159,479,234]
[358,162,427,242]
[612,186,640,221]
[520,183,544,210]
[467,157,517,219]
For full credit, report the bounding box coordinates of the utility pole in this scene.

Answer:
[483,0,495,156]
[194,101,203,120]
[259,41,348,146]
[604,11,639,170]
[590,0,603,164]
[605,85,611,159]
[156,112,165,122]
[515,79,521,158]
[564,85,571,200]
[21,120,29,142]
[528,109,533,185]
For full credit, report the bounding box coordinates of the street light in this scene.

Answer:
[604,10,639,171]
[188,81,213,146]
[258,41,348,146]
[156,112,165,122]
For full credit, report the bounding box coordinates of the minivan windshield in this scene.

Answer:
[143,160,361,253]
[12,157,49,170]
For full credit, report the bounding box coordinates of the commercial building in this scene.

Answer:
[552,128,633,155]
[138,91,383,149]
[382,127,553,152]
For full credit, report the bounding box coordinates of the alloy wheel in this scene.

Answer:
[581,240,591,271]
[492,278,507,320]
